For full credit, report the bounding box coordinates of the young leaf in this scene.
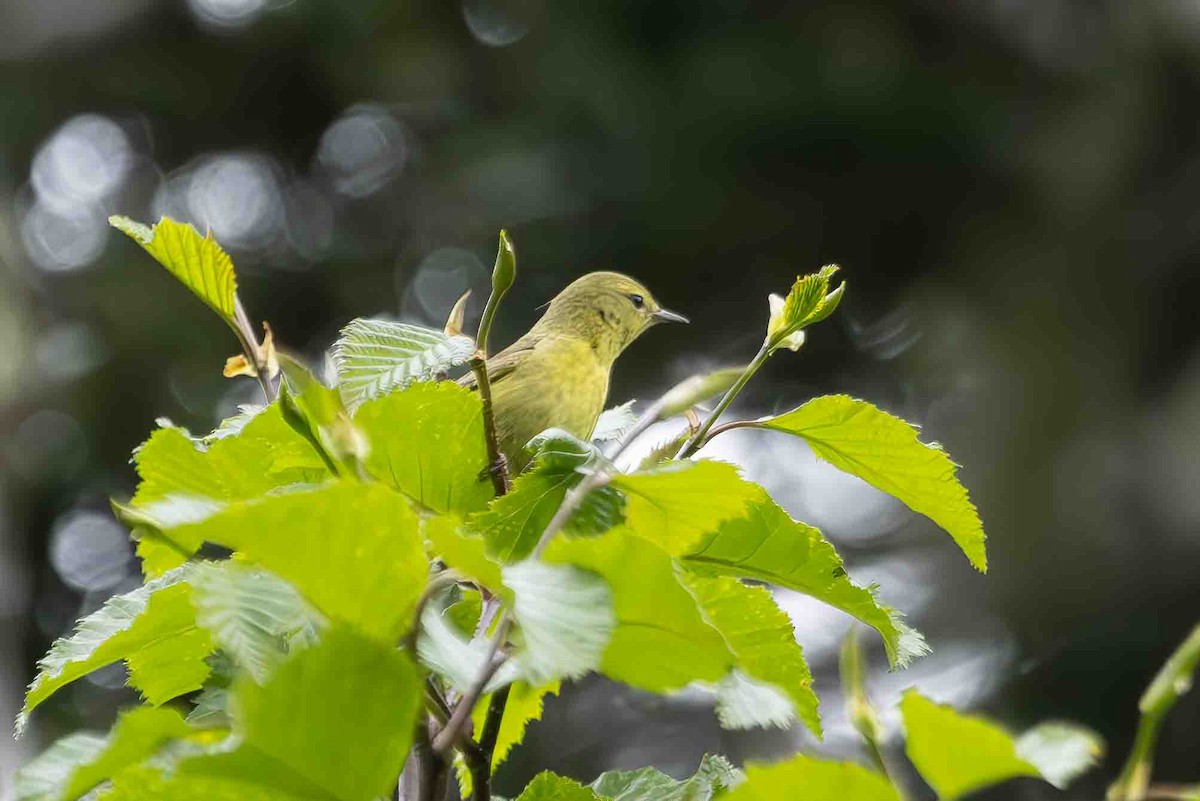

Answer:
[590,754,742,801]
[591,400,638,442]
[232,624,423,801]
[504,559,616,684]
[1014,722,1104,789]
[18,569,210,736]
[109,216,238,326]
[16,707,193,801]
[169,482,427,642]
[723,754,899,801]
[189,561,324,683]
[355,382,493,515]
[544,529,732,692]
[609,460,759,555]
[765,265,844,353]
[473,432,623,562]
[900,690,1040,799]
[681,575,820,736]
[745,395,987,571]
[515,772,604,801]
[681,495,926,669]
[332,318,474,410]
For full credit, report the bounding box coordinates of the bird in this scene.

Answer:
[459,271,687,470]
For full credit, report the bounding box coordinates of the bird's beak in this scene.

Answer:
[653,308,689,324]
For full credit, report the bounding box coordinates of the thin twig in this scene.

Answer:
[432,616,512,754]
[677,344,769,459]
[457,738,492,801]
[403,570,462,653]
[478,685,511,763]
[471,355,510,497]
[232,298,277,402]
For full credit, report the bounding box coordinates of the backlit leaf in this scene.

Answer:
[591,401,637,442]
[355,382,493,515]
[682,575,819,736]
[169,482,427,643]
[723,754,898,801]
[332,318,474,410]
[590,754,742,801]
[109,216,237,326]
[748,395,987,571]
[681,495,925,668]
[233,624,423,801]
[1014,722,1104,790]
[545,530,732,692]
[514,773,603,801]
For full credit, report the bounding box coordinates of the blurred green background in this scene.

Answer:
[2,1,1199,798]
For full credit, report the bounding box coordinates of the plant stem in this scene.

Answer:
[458,738,492,801]
[232,297,277,402]
[1108,623,1200,801]
[677,344,770,459]
[471,355,510,497]
[479,685,511,762]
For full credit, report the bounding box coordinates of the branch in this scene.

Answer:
[677,344,769,459]
[479,685,511,762]
[457,738,493,801]
[232,297,278,403]
[471,356,510,497]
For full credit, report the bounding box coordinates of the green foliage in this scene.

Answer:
[22,250,1075,801]
[332,318,475,410]
[724,754,898,801]
[748,395,987,571]
[109,216,238,326]
[900,690,1101,799]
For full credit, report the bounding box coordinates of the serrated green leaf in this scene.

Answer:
[457,681,561,797]
[474,432,623,563]
[515,773,603,801]
[186,686,230,728]
[169,482,427,643]
[416,603,517,693]
[505,560,616,684]
[545,529,732,692]
[766,265,843,352]
[681,575,819,736]
[1014,722,1104,790]
[681,495,925,669]
[125,625,213,706]
[233,623,423,801]
[724,754,898,801]
[610,461,758,555]
[18,569,211,736]
[748,395,987,571]
[16,707,193,801]
[590,754,742,801]
[355,382,493,515]
[591,401,637,442]
[189,562,324,683]
[901,690,1039,799]
[425,516,505,594]
[133,404,332,505]
[332,318,475,410]
[109,216,238,325]
[101,764,318,801]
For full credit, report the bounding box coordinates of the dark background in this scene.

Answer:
[2,1,1198,798]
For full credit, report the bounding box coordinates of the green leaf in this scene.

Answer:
[189,561,324,683]
[765,265,843,352]
[109,216,238,326]
[125,625,213,706]
[332,318,475,410]
[233,623,423,801]
[545,529,732,692]
[18,569,211,736]
[131,404,331,507]
[425,515,505,593]
[277,355,364,471]
[186,686,230,728]
[169,482,428,642]
[101,764,319,801]
[657,368,747,420]
[474,432,623,563]
[416,603,517,693]
[504,560,616,684]
[724,754,898,801]
[591,401,638,442]
[16,707,193,801]
[681,495,925,669]
[355,382,493,515]
[747,395,987,571]
[457,681,561,797]
[681,575,819,736]
[1014,722,1104,790]
[610,461,759,555]
[590,754,742,801]
[515,772,604,801]
[901,690,1039,799]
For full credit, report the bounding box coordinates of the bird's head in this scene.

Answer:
[534,271,688,362]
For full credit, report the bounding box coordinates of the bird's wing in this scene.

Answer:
[456,335,541,389]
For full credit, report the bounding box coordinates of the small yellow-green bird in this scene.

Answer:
[460,271,687,468]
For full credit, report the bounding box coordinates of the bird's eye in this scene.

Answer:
[628,294,645,308]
